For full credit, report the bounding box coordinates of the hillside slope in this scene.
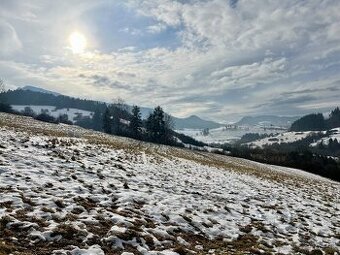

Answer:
[21,85,62,96]
[246,129,340,148]
[173,115,222,129]
[12,105,93,123]
[236,115,299,127]
[0,113,339,255]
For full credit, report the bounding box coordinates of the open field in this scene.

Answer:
[0,113,339,255]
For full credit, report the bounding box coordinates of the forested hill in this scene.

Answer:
[0,88,223,129]
[0,89,107,112]
[290,107,340,131]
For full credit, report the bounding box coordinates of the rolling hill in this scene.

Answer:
[21,85,61,96]
[0,86,222,129]
[172,115,222,129]
[236,115,300,127]
[0,112,339,255]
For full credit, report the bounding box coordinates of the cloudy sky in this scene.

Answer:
[0,0,340,122]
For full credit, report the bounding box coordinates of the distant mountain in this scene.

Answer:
[236,115,300,127]
[21,85,61,96]
[173,115,222,129]
[1,88,220,129]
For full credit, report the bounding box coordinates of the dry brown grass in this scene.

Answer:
[0,112,338,255]
[1,112,336,200]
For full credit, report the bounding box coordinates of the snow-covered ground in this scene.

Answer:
[247,128,340,148]
[177,126,285,144]
[311,128,340,146]
[0,113,339,255]
[12,105,93,122]
[247,131,315,148]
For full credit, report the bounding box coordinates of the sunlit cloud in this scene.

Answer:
[0,0,340,121]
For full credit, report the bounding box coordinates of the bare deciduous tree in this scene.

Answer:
[112,97,129,112]
[0,79,5,93]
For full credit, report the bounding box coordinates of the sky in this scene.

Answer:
[0,0,339,122]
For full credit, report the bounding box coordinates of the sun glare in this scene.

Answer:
[69,32,87,54]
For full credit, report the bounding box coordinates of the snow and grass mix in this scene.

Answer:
[0,113,339,255]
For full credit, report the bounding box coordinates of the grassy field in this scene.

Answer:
[0,113,339,255]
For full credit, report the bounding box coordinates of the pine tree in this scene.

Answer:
[103,107,112,134]
[146,106,174,144]
[328,107,340,128]
[92,107,103,131]
[146,106,164,142]
[0,79,12,113]
[0,79,5,93]
[130,105,142,138]
[110,106,122,135]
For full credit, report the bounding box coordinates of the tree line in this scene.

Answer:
[222,142,340,182]
[0,85,187,146]
[0,82,208,147]
[0,89,107,113]
[102,103,176,145]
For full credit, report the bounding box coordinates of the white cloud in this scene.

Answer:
[210,57,288,89]
[1,0,340,120]
[0,21,22,55]
[146,23,167,34]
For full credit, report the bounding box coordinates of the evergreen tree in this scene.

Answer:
[130,105,142,138]
[103,107,112,134]
[146,106,174,144]
[0,79,13,113]
[146,106,165,142]
[0,103,13,113]
[0,79,5,93]
[92,107,104,131]
[328,107,340,128]
[110,106,123,135]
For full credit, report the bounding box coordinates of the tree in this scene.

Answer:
[22,106,35,117]
[202,128,210,136]
[129,105,142,138]
[0,79,12,113]
[92,107,104,131]
[146,106,174,144]
[328,107,340,129]
[57,114,72,125]
[113,98,129,112]
[146,106,165,141]
[102,102,132,137]
[35,113,56,123]
[110,106,123,135]
[0,102,13,113]
[0,79,5,93]
[103,107,112,134]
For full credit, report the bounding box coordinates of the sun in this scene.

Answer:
[69,32,87,54]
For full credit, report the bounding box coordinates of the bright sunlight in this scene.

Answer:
[69,32,87,54]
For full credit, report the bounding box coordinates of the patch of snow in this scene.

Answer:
[177,126,285,144]
[0,113,339,254]
[11,105,93,122]
[248,131,314,148]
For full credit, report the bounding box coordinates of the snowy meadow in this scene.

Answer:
[0,113,339,255]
